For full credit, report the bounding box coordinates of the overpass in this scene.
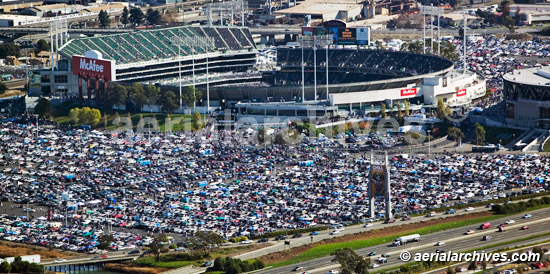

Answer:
[42,253,139,273]
[0,27,131,35]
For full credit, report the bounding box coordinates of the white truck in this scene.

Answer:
[393,234,420,246]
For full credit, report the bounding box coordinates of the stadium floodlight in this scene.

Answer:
[170,36,184,114]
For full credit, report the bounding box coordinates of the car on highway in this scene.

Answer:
[446,209,456,214]
[465,207,474,211]
[363,223,373,228]
[465,230,475,235]
[258,238,268,243]
[498,225,507,232]
[376,257,387,263]
[326,270,339,274]
[436,241,445,246]
[435,249,444,253]
[100,255,108,258]
[384,218,396,224]
[521,225,530,230]
[292,266,304,271]
[301,272,311,274]
[505,220,515,224]
[381,253,391,258]
[523,214,532,219]
[401,215,411,221]
[128,250,140,255]
[370,263,380,268]
[483,235,492,241]
[330,230,340,235]
[201,261,213,267]
[275,235,287,241]
[367,251,376,256]
[426,211,436,217]
[54,259,67,263]
[240,240,252,244]
[292,233,302,238]
[310,231,319,236]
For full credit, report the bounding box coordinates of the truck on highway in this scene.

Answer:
[479,223,491,229]
[393,234,420,246]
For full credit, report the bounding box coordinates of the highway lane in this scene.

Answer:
[256,207,550,274]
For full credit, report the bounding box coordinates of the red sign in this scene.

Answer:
[72,55,115,81]
[400,88,417,97]
[456,89,467,97]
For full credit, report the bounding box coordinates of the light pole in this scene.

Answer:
[427,129,432,155]
[170,37,183,114]
[26,201,31,220]
[301,36,305,102]
[313,43,317,102]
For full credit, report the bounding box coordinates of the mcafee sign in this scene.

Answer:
[456,88,467,97]
[400,88,417,97]
[72,55,115,81]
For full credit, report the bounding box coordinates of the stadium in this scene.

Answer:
[39,25,486,117]
[504,67,550,129]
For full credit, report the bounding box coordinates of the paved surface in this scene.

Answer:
[255,207,550,274]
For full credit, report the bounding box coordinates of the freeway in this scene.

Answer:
[236,206,492,260]
[256,207,550,274]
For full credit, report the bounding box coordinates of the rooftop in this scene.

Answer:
[274,0,362,16]
[503,66,550,86]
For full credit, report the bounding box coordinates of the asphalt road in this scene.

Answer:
[256,207,550,274]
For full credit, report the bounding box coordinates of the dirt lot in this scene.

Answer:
[260,211,492,265]
[0,240,75,259]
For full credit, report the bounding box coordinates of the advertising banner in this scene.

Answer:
[456,88,467,97]
[357,27,370,45]
[400,88,417,97]
[370,165,386,198]
[338,28,356,45]
[72,55,115,81]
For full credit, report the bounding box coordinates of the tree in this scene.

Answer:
[380,103,386,118]
[129,7,145,26]
[99,10,110,28]
[69,108,80,124]
[447,127,464,142]
[107,83,128,108]
[190,231,224,255]
[129,83,147,111]
[0,261,11,273]
[474,123,486,145]
[447,266,455,274]
[121,7,130,26]
[0,81,7,95]
[275,129,302,145]
[191,110,202,131]
[397,102,403,125]
[35,39,50,53]
[34,98,51,118]
[98,234,114,250]
[0,43,21,58]
[144,85,160,111]
[332,248,370,274]
[150,233,168,262]
[532,246,545,258]
[159,90,178,113]
[182,86,203,113]
[76,107,101,126]
[436,98,450,120]
[147,8,162,25]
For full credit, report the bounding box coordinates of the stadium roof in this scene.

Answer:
[60,26,256,66]
[504,66,550,86]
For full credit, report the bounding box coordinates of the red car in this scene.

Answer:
[100,255,109,258]
[521,226,530,230]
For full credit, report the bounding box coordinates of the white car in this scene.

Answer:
[54,259,67,263]
[363,223,373,228]
[465,207,474,211]
[435,241,445,246]
[465,230,475,235]
[330,230,340,235]
[370,263,380,268]
[240,240,252,244]
[523,214,532,219]
[505,220,515,224]
[326,271,339,274]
